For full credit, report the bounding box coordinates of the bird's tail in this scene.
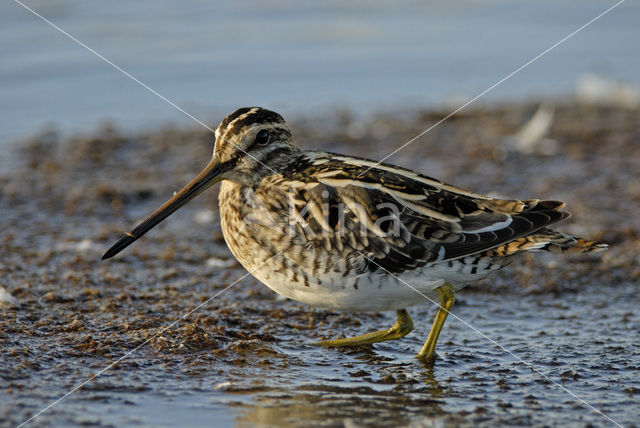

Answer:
[487,228,608,257]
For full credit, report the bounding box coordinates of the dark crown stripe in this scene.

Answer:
[219,107,254,131]
[225,108,285,137]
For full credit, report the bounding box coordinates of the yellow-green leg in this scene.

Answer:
[416,282,456,360]
[313,309,414,347]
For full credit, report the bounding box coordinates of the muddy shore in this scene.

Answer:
[1,101,639,427]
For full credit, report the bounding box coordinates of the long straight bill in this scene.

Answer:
[102,157,222,260]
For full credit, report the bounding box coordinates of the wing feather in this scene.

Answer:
[276,152,570,274]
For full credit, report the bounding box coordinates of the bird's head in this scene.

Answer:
[212,107,297,184]
[102,107,297,259]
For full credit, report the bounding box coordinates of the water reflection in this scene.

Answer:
[232,355,453,428]
[235,382,445,428]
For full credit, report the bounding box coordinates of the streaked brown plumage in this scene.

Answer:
[103,107,607,360]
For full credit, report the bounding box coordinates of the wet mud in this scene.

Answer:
[1,101,639,427]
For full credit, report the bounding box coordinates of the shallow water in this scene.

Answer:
[1,102,639,427]
[3,261,639,427]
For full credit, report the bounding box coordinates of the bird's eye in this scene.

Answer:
[255,129,270,145]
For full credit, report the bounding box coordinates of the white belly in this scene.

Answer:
[250,256,448,311]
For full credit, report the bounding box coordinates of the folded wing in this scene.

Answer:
[276,152,569,274]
